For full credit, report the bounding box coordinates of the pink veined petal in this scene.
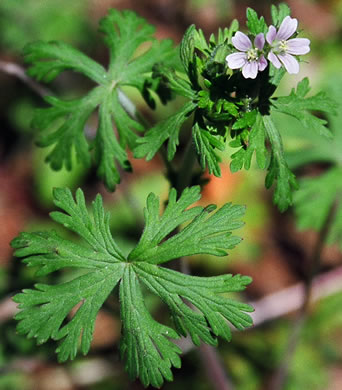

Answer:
[226,52,247,69]
[276,16,298,40]
[242,61,258,79]
[258,56,268,71]
[266,25,277,44]
[268,52,282,68]
[232,31,252,51]
[254,33,265,50]
[286,38,311,55]
[267,51,282,68]
[277,53,299,74]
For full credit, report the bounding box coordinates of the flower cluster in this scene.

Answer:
[226,16,310,79]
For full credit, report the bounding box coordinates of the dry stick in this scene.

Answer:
[249,265,342,326]
[0,60,50,97]
[268,201,338,390]
[199,344,235,390]
[0,60,105,146]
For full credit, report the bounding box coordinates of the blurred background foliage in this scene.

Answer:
[0,0,342,389]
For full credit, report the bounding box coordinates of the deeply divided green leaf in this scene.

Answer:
[12,186,253,388]
[24,9,175,190]
[272,78,337,140]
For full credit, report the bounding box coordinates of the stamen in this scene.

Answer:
[247,48,258,62]
[279,40,288,52]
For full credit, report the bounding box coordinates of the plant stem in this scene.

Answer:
[176,142,235,390]
[175,133,198,194]
[268,200,338,390]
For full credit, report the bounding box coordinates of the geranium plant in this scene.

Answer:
[11,3,337,388]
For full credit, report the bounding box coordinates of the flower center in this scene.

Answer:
[273,40,288,54]
[247,48,259,62]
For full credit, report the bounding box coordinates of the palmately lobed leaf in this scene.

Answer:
[24,9,177,191]
[262,78,337,211]
[12,186,253,388]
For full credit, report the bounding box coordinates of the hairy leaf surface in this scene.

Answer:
[12,187,253,388]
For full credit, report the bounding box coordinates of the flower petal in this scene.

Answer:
[276,16,298,40]
[242,61,258,79]
[277,53,299,74]
[286,38,311,55]
[232,31,252,51]
[267,51,282,68]
[266,25,277,44]
[226,52,247,69]
[254,33,265,50]
[258,55,268,71]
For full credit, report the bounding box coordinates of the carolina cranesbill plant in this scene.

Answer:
[11,3,336,388]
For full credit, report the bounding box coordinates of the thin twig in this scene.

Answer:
[0,296,18,324]
[249,265,342,326]
[0,60,51,98]
[268,201,338,390]
[199,344,235,390]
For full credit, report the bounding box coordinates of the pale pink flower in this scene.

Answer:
[226,32,268,79]
[266,16,310,74]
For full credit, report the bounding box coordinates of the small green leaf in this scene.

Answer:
[193,123,224,176]
[180,24,196,73]
[272,78,337,140]
[232,110,257,130]
[246,8,268,35]
[134,101,197,161]
[271,3,291,26]
[227,19,239,43]
[263,115,298,212]
[230,112,267,172]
